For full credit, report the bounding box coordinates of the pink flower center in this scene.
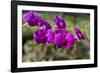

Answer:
[62,40,68,48]
[41,36,47,44]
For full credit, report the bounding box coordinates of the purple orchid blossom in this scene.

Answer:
[33,29,47,44]
[54,32,76,48]
[33,29,54,44]
[23,11,45,27]
[53,16,66,30]
[23,11,35,26]
[74,26,85,41]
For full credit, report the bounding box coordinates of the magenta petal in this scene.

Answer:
[74,26,85,41]
[46,29,55,43]
[55,29,68,34]
[54,33,65,48]
[34,16,44,27]
[53,16,66,29]
[41,22,51,30]
[65,33,75,48]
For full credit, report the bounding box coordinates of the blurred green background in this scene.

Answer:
[22,11,90,62]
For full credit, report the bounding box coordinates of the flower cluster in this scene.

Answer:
[23,11,85,49]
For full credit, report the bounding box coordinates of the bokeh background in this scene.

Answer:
[22,10,90,62]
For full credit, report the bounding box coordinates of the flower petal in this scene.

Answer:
[41,21,51,30]
[54,33,65,48]
[65,33,75,48]
[53,16,66,29]
[46,29,55,43]
[55,29,67,34]
[74,26,85,41]
[23,11,34,26]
